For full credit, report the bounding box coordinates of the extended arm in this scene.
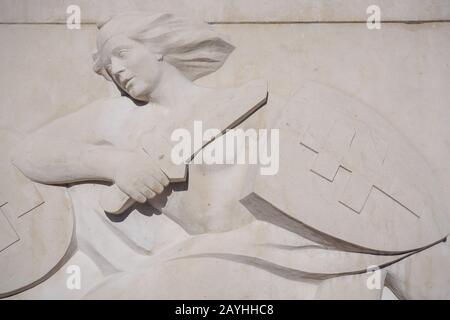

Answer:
[11,134,131,184]
[11,99,169,203]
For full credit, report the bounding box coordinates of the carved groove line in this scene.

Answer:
[338,185,420,218]
[0,206,20,253]
[299,129,421,219]
[174,235,447,283]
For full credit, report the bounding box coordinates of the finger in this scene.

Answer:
[143,176,164,194]
[129,190,147,204]
[151,167,170,187]
[117,184,146,204]
[141,185,156,200]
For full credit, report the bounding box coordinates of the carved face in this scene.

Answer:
[102,35,163,102]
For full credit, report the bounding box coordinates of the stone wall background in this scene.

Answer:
[1,0,450,23]
[1,0,450,214]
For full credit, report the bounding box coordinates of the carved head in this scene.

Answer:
[93,12,234,102]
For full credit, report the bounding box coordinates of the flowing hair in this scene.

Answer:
[93,12,234,82]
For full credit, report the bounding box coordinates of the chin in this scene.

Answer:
[128,86,150,102]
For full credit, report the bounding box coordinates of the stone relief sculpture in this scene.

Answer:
[0,11,448,299]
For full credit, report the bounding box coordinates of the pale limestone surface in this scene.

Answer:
[1,0,450,23]
[314,271,387,300]
[0,128,74,298]
[250,82,448,252]
[0,4,449,300]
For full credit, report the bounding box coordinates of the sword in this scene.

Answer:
[100,80,268,214]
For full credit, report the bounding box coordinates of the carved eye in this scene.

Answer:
[118,49,128,58]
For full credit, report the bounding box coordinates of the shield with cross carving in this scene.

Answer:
[244,82,449,254]
[0,129,74,298]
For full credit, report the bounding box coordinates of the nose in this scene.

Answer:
[110,56,125,75]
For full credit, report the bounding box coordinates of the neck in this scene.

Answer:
[147,64,212,110]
